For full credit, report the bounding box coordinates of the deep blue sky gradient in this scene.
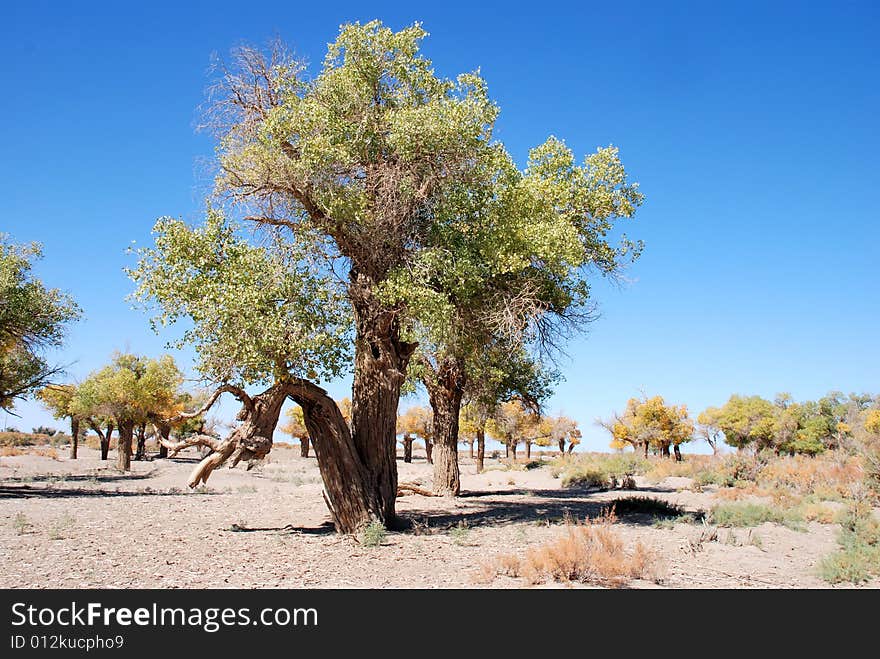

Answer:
[2,1,878,452]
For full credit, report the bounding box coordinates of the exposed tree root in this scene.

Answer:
[397,483,439,497]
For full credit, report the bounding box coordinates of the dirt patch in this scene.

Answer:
[0,447,871,588]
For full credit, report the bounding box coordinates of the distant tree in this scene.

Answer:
[535,415,581,455]
[487,400,540,463]
[461,349,556,473]
[73,353,184,471]
[397,406,433,464]
[0,237,80,411]
[712,395,777,453]
[37,384,81,457]
[281,404,310,457]
[458,404,481,461]
[696,406,724,455]
[603,395,694,460]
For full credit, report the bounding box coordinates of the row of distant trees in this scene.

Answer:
[281,397,580,473]
[601,392,880,460]
[37,353,213,470]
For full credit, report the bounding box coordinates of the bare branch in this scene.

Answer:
[157,433,223,458]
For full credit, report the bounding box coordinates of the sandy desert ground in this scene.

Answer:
[0,444,872,589]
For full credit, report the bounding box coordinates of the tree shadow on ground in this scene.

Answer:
[400,488,705,530]
[0,472,157,484]
[225,521,337,535]
[0,485,220,499]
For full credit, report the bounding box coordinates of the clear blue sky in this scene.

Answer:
[2,1,878,452]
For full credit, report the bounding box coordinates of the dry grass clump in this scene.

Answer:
[0,446,59,459]
[643,455,716,483]
[758,453,861,498]
[481,511,664,587]
[802,501,838,524]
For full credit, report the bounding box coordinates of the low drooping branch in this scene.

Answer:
[162,383,253,425]
[157,433,223,458]
[397,483,438,497]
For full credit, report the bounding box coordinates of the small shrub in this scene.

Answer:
[561,466,607,489]
[360,521,387,548]
[607,496,689,520]
[554,453,648,490]
[12,512,31,535]
[695,469,732,487]
[652,513,697,530]
[237,485,258,493]
[748,531,764,549]
[449,521,470,546]
[485,511,664,587]
[819,505,880,584]
[48,513,76,540]
[709,502,804,531]
[803,502,837,524]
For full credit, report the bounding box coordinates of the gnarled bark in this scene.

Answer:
[300,436,310,458]
[159,379,390,534]
[348,273,417,526]
[117,419,133,471]
[424,356,465,496]
[160,384,280,487]
[402,434,413,463]
[69,417,79,459]
[89,422,113,461]
[134,423,147,461]
[154,422,170,459]
[289,378,389,534]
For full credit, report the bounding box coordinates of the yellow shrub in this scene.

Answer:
[486,511,664,587]
[803,502,837,524]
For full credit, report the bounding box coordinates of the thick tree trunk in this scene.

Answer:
[117,420,133,471]
[643,441,649,458]
[661,444,671,459]
[509,438,517,463]
[159,374,404,535]
[99,423,113,461]
[157,426,169,459]
[476,430,485,474]
[567,443,575,454]
[673,444,682,462]
[504,442,509,458]
[402,435,413,463]
[69,418,79,459]
[558,438,565,455]
[525,440,532,460]
[467,440,474,460]
[290,379,390,535]
[134,423,147,461]
[425,438,433,464]
[348,274,416,528]
[424,357,465,497]
[300,436,310,458]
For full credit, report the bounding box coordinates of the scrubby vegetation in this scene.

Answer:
[481,511,664,587]
[819,504,880,584]
[552,453,647,489]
